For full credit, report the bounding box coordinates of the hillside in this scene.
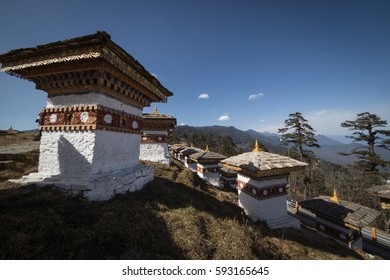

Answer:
[175,125,390,167]
[0,133,370,260]
[174,125,287,154]
[175,125,254,145]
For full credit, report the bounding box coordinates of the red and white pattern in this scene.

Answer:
[38,104,143,134]
[237,180,287,200]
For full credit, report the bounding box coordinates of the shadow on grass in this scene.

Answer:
[0,184,185,260]
[0,159,367,260]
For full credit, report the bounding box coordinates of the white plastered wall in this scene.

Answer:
[139,130,170,165]
[38,131,95,176]
[39,130,141,176]
[237,173,288,222]
[46,92,142,115]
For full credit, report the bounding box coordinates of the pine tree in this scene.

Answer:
[340,112,390,172]
[278,112,320,162]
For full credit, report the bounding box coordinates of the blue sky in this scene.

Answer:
[0,0,389,137]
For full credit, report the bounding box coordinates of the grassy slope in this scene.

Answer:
[0,133,368,260]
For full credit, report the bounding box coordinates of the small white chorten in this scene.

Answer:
[190,145,226,187]
[221,141,307,229]
[139,107,176,165]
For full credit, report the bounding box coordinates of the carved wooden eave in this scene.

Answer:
[0,31,173,108]
[142,113,177,131]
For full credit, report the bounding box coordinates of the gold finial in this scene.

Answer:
[152,106,159,115]
[253,140,261,153]
[205,145,210,152]
[330,189,341,204]
[190,142,194,148]
[372,227,377,241]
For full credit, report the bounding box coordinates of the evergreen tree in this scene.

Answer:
[219,135,238,157]
[278,112,320,162]
[278,112,320,199]
[340,112,390,172]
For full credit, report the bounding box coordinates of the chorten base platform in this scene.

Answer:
[9,164,154,201]
[264,214,301,230]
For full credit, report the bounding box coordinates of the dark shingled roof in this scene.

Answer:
[180,147,204,157]
[300,196,381,228]
[169,144,188,153]
[190,150,226,162]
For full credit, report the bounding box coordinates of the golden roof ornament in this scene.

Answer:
[330,189,341,204]
[253,140,261,153]
[152,106,159,115]
[205,145,210,152]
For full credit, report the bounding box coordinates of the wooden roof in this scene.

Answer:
[0,31,173,106]
[180,147,204,157]
[221,151,307,178]
[142,113,177,131]
[190,150,226,163]
[169,144,188,153]
[300,196,381,229]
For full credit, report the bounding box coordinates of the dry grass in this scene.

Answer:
[0,133,370,259]
[0,133,39,188]
[0,131,38,146]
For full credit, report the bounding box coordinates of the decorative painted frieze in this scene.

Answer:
[38,104,143,134]
[197,166,220,174]
[141,134,168,143]
[237,180,287,200]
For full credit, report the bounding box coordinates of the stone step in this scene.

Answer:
[266,214,300,230]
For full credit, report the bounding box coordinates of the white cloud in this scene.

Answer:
[218,115,230,121]
[248,92,265,101]
[258,124,282,134]
[305,109,356,135]
[198,93,209,100]
[178,123,186,126]
[255,109,357,135]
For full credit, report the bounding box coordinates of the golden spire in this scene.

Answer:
[190,142,194,148]
[205,145,210,152]
[152,106,159,115]
[330,189,341,204]
[253,140,261,153]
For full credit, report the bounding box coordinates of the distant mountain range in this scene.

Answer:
[175,125,390,167]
